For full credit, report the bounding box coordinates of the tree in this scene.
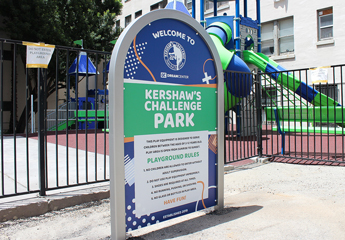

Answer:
[0,0,122,133]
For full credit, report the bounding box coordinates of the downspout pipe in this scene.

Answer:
[214,0,217,16]
[256,0,261,52]
[244,0,247,17]
[200,0,205,27]
[192,0,196,18]
[235,0,240,56]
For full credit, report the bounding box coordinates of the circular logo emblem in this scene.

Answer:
[163,41,186,71]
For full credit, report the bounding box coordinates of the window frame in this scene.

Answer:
[135,10,142,19]
[125,15,132,27]
[261,17,294,57]
[150,3,160,11]
[115,20,121,31]
[185,0,192,10]
[204,0,228,12]
[318,7,333,41]
[261,22,275,56]
[278,18,294,54]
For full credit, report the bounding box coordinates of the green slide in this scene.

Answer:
[243,50,340,107]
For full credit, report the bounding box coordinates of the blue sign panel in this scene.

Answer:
[122,17,219,232]
[123,18,217,85]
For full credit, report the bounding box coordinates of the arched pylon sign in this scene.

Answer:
[109,9,224,239]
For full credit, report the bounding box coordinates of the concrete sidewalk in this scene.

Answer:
[1,161,345,240]
[1,135,109,195]
[0,134,262,223]
[0,134,110,222]
[0,182,110,222]
[0,155,259,223]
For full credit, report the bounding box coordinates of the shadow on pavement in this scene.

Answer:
[129,205,263,240]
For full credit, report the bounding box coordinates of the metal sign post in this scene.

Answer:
[23,42,55,196]
[109,9,224,239]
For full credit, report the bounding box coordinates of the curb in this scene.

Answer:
[224,165,235,171]
[255,157,271,163]
[0,159,270,223]
[0,184,110,222]
[224,157,270,172]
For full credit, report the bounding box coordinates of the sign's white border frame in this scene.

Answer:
[109,9,224,239]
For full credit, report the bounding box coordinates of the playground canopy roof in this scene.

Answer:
[68,51,99,76]
[165,0,190,15]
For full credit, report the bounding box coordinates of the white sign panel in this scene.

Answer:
[23,42,55,68]
[134,131,209,218]
[310,67,329,84]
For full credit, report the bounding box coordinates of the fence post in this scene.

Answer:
[38,68,46,196]
[255,72,263,157]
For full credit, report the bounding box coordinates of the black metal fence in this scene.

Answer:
[1,37,345,199]
[0,39,111,198]
[224,70,262,164]
[224,65,345,166]
[260,65,345,165]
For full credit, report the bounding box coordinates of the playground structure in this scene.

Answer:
[49,0,344,136]
[68,52,109,130]
[166,0,344,140]
[47,51,109,132]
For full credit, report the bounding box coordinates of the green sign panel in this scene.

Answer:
[124,82,217,137]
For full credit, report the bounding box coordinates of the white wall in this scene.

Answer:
[118,0,167,29]
[118,0,232,29]
[171,0,345,70]
[246,0,345,70]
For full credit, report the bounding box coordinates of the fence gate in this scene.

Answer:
[260,65,345,166]
[0,39,111,198]
[224,70,262,164]
[225,65,345,166]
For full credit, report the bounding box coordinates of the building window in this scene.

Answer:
[261,17,294,56]
[125,15,131,27]
[205,0,213,11]
[261,22,274,55]
[135,10,142,19]
[278,18,294,54]
[150,1,167,11]
[115,20,120,31]
[185,0,192,10]
[204,0,228,12]
[150,3,159,11]
[318,7,333,41]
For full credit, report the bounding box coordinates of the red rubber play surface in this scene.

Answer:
[35,126,344,166]
[225,125,345,166]
[33,131,109,155]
